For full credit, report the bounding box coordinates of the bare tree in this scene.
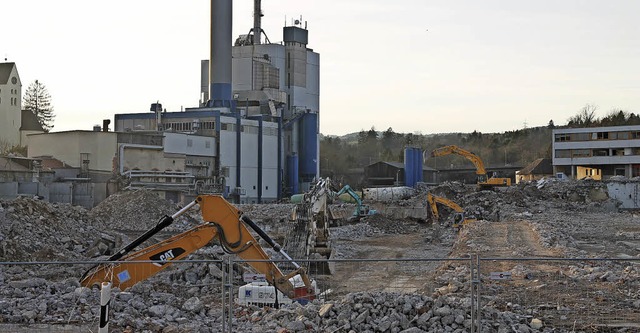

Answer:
[567,104,598,127]
[23,80,55,132]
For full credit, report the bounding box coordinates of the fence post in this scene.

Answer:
[226,256,234,333]
[98,282,111,333]
[469,254,481,333]
[475,255,481,333]
[221,259,226,333]
[469,256,475,333]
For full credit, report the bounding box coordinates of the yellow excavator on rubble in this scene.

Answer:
[430,145,511,189]
[427,192,476,229]
[80,195,316,304]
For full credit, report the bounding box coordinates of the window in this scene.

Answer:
[612,149,625,156]
[592,149,608,156]
[595,132,609,140]
[202,121,215,130]
[554,134,571,142]
[555,150,571,158]
[618,132,630,140]
[572,132,590,141]
[633,132,640,139]
[572,149,590,157]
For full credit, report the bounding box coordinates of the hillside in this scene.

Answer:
[320,126,553,187]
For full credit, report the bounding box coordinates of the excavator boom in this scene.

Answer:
[430,145,511,188]
[430,145,487,176]
[427,192,475,229]
[81,195,314,301]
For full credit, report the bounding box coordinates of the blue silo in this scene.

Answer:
[404,147,415,187]
[287,154,300,195]
[415,148,423,183]
[299,112,318,181]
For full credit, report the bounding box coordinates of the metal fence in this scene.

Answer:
[0,257,638,332]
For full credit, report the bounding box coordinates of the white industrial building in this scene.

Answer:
[18,0,320,206]
[552,125,640,179]
[114,2,321,203]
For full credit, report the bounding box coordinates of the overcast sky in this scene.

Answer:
[2,0,639,135]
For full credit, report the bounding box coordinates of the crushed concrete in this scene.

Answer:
[0,181,639,332]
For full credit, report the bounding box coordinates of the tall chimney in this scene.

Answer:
[210,0,232,107]
[253,0,262,45]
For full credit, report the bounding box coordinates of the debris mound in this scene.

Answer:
[89,189,199,233]
[0,197,102,262]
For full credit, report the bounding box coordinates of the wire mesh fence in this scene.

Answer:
[477,257,640,332]
[0,257,638,332]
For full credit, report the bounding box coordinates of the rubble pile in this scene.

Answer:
[233,291,552,333]
[0,179,638,331]
[0,197,104,261]
[89,189,200,232]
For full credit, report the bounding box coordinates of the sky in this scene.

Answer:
[2,0,639,136]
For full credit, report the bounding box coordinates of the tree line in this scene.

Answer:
[320,104,637,187]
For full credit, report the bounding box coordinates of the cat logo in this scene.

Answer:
[150,247,186,267]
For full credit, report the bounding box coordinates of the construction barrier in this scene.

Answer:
[0,257,638,333]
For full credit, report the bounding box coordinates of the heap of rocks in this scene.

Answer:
[233,291,552,333]
[89,189,200,232]
[1,180,638,332]
[0,197,105,261]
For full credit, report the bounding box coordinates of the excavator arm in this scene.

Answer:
[430,145,488,181]
[335,185,376,218]
[81,195,314,301]
[427,192,474,228]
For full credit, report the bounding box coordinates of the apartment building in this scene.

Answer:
[552,125,640,179]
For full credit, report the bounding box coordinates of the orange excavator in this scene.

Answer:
[80,195,315,303]
[427,192,476,229]
[430,145,511,189]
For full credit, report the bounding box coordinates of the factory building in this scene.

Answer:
[114,107,280,203]
[201,14,320,195]
[115,1,320,202]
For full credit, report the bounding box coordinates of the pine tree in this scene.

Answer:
[22,80,55,132]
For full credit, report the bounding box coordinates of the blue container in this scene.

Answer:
[415,148,423,183]
[299,113,318,178]
[404,147,415,187]
[287,154,299,195]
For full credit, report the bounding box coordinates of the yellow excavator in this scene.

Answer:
[427,192,476,229]
[80,195,315,303]
[430,145,511,189]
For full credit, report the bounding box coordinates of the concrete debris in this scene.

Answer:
[0,180,638,332]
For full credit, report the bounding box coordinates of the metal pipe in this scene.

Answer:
[253,0,261,44]
[240,214,300,269]
[210,0,232,104]
[107,200,197,262]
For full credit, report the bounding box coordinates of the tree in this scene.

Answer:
[23,80,55,132]
[567,104,598,128]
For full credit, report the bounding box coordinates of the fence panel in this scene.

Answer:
[2,257,638,333]
[0,260,225,333]
[478,258,640,332]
